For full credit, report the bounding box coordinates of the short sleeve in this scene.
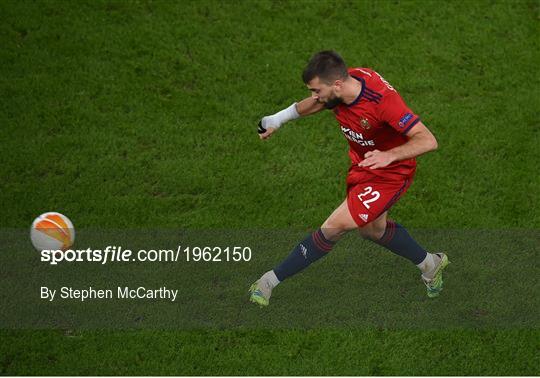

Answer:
[378,92,421,134]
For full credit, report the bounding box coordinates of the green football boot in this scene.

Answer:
[421,253,450,298]
[249,279,272,307]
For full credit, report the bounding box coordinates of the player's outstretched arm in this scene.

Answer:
[359,121,438,169]
[258,97,325,140]
[296,96,326,116]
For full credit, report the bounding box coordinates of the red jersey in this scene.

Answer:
[332,67,420,179]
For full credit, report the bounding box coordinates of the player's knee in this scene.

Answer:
[324,218,356,231]
[321,219,355,241]
[358,222,386,241]
[358,227,373,240]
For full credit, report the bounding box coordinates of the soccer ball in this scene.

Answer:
[30,212,75,251]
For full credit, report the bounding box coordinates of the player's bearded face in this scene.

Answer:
[323,91,342,109]
[308,78,342,108]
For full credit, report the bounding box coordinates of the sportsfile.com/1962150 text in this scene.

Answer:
[40,245,252,265]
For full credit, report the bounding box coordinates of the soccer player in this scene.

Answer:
[249,51,450,306]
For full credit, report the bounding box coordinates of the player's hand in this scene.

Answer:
[257,116,280,140]
[358,150,395,169]
[259,126,277,140]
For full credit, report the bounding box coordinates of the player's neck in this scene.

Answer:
[340,76,363,105]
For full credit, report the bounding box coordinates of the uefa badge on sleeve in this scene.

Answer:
[398,113,413,128]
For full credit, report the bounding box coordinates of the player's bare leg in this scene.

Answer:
[320,199,359,241]
[357,211,388,240]
[249,199,356,307]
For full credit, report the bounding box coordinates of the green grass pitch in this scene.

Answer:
[1,0,539,375]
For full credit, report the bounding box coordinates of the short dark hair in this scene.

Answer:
[302,51,348,84]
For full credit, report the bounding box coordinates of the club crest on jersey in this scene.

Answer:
[398,113,413,128]
[360,117,372,130]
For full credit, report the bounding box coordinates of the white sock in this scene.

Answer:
[417,253,439,277]
[262,270,280,289]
